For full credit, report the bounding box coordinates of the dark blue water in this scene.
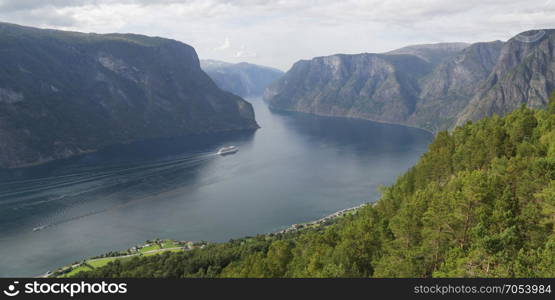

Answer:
[0,99,432,277]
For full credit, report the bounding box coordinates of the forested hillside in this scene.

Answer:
[75,94,555,278]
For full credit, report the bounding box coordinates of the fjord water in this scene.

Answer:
[0,99,432,277]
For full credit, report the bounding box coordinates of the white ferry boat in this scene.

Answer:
[33,225,47,232]
[217,146,239,155]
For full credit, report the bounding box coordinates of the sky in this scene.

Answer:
[0,0,554,70]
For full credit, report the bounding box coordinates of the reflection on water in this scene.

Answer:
[0,98,432,277]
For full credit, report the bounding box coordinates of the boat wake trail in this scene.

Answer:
[0,150,221,232]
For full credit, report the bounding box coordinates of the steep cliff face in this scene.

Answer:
[266,32,555,133]
[265,43,493,131]
[411,41,504,131]
[456,30,555,126]
[0,23,258,168]
[200,60,283,98]
[265,53,432,125]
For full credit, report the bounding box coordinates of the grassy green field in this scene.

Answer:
[139,244,161,253]
[142,248,182,257]
[60,265,93,278]
[88,257,121,268]
[161,240,178,248]
[52,239,190,277]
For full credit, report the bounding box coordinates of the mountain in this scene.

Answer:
[265,43,478,132]
[200,60,283,98]
[0,23,258,168]
[266,32,555,133]
[385,42,470,65]
[265,42,504,133]
[264,53,433,127]
[456,30,555,126]
[412,41,504,131]
[71,97,555,278]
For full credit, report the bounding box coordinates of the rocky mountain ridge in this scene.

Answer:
[266,30,555,133]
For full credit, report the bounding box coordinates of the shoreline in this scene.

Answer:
[44,202,371,277]
[267,106,437,135]
[45,239,207,278]
[4,127,259,170]
[274,202,369,235]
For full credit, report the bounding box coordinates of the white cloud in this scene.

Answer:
[0,0,554,70]
[214,37,231,50]
[235,50,257,58]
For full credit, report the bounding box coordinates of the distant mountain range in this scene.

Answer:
[0,23,258,168]
[265,30,554,133]
[201,60,283,98]
[2,22,552,168]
